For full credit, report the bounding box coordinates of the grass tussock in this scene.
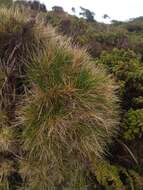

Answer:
[0,159,15,190]
[0,7,119,189]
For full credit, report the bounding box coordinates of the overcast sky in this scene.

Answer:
[40,0,143,22]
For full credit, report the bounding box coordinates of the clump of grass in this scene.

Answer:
[0,159,15,190]
[0,7,49,190]
[0,7,120,190]
[0,127,13,152]
[17,21,119,190]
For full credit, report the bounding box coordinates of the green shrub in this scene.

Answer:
[92,160,143,190]
[98,48,143,183]
[123,109,143,140]
[99,48,143,109]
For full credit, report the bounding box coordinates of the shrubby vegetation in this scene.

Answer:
[0,0,143,189]
[99,49,143,183]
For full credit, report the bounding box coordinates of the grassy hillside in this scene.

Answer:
[46,10,143,60]
[0,1,143,189]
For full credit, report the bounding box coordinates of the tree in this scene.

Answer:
[103,14,110,19]
[79,6,95,22]
[71,7,76,13]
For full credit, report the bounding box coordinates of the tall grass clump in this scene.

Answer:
[0,7,119,190]
[0,7,48,190]
[18,20,119,190]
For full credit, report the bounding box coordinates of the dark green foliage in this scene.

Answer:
[123,109,143,140]
[98,49,143,186]
[93,160,143,190]
[99,49,143,110]
[99,49,143,164]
